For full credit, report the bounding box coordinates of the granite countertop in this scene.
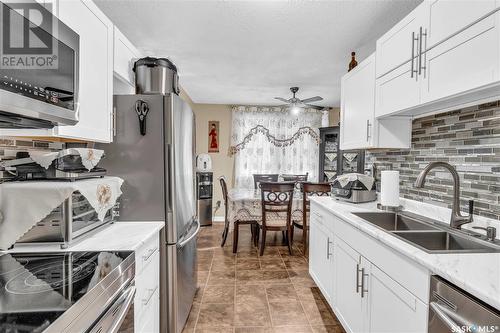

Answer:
[8,221,165,253]
[309,196,500,310]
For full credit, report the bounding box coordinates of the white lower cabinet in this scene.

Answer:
[334,238,363,333]
[310,202,429,333]
[134,233,160,332]
[309,213,334,303]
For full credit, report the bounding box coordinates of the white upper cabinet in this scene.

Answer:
[56,0,114,142]
[113,26,142,90]
[420,0,500,105]
[375,0,500,118]
[1,0,114,143]
[341,53,411,150]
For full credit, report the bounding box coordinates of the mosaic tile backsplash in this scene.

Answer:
[0,138,64,182]
[367,101,500,221]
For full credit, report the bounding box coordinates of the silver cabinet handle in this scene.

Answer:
[410,32,419,78]
[366,120,371,141]
[361,268,369,298]
[356,264,362,293]
[142,248,156,262]
[418,27,427,76]
[142,287,158,306]
[430,302,465,333]
[326,237,333,259]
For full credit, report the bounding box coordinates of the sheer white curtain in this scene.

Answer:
[231,106,328,189]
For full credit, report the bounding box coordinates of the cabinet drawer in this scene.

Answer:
[310,202,335,233]
[136,233,160,274]
[136,250,159,318]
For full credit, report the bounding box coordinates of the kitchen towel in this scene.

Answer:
[336,173,375,190]
[29,148,105,171]
[380,170,400,207]
[0,176,123,250]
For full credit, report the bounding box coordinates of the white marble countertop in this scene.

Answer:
[8,221,164,253]
[309,196,500,310]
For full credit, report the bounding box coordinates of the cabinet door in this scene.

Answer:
[376,4,427,78]
[309,216,334,304]
[421,7,500,104]
[114,26,142,88]
[57,0,114,142]
[426,0,498,47]
[375,61,421,117]
[340,54,376,150]
[334,238,363,333]
[365,263,428,333]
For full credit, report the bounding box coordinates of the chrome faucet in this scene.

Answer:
[414,162,473,229]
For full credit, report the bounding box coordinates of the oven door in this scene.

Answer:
[0,1,79,128]
[87,284,136,333]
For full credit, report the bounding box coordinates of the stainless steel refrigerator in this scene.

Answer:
[97,93,198,333]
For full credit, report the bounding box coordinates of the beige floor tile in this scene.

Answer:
[195,328,234,333]
[193,286,205,304]
[203,285,235,304]
[235,327,273,333]
[235,285,268,306]
[272,326,313,333]
[283,258,308,270]
[208,270,236,285]
[301,300,338,326]
[265,285,299,303]
[234,302,272,327]
[294,286,324,303]
[261,270,291,285]
[212,258,237,271]
[287,270,316,287]
[196,303,235,328]
[310,325,345,333]
[268,301,309,327]
[197,271,210,288]
[237,259,261,270]
[260,259,286,270]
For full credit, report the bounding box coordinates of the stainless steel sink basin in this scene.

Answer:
[393,231,500,253]
[352,211,500,254]
[352,212,439,231]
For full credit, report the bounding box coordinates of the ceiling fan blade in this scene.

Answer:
[274,97,291,103]
[301,96,323,103]
[304,104,325,110]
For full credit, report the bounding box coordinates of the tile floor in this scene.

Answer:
[183,223,346,333]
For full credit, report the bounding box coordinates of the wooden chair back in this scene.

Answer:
[253,174,279,189]
[260,182,295,228]
[302,182,331,228]
[281,173,309,182]
[219,176,228,219]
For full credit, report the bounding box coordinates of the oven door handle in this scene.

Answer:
[430,302,465,333]
[107,285,136,333]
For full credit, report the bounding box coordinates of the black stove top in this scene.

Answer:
[0,251,133,333]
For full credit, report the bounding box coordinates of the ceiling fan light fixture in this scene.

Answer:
[290,104,302,115]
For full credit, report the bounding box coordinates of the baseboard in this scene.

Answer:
[212,216,225,223]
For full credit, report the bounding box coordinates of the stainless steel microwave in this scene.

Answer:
[0,1,79,128]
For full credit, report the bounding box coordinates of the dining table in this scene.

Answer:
[227,188,304,224]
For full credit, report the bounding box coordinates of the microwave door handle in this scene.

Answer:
[178,218,201,248]
[430,302,465,333]
[106,286,136,333]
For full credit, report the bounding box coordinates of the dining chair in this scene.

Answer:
[281,173,309,191]
[292,182,331,254]
[255,182,295,256]
[253,174,279,189]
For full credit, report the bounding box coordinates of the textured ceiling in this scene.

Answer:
[95,0,422,107]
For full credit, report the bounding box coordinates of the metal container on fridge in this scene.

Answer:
[133,57,180,95]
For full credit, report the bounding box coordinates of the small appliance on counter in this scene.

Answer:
[0,149,106,181]
[331,173,377,203]
[196,172,213,226]
[133,57,180,95]
[0,251,135,332]
[196,153,212,172]
[15,191,119,249]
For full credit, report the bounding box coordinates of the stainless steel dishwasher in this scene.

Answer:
[429,276,500,333]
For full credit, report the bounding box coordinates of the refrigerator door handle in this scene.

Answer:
[178,218,200,248]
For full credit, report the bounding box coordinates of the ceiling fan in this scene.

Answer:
[274,87,324,112]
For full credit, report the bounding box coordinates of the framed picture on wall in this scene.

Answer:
[208,120,220,153]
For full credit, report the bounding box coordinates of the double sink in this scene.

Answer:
[352,211,500,253]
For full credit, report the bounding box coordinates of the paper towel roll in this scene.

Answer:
[380,170,400,207]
